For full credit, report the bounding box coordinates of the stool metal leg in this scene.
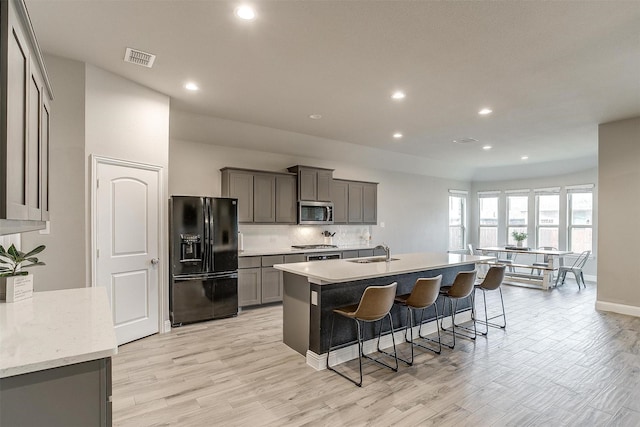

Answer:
[441,296,476,347]
[326,315,365,387]
[370,313,399,372]
[475,288,507,336]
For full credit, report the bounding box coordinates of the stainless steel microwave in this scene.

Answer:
[298,201,334,225]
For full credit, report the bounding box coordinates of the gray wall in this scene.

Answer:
[597,117,640,313]
[21,57,171,330]
[22,55,87,291]
[170,135,469,254]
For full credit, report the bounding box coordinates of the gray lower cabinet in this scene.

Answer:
[343,249,385,259]
[261,255,284,303]
[342,250,359,259]
[261,267,283,303]
[239,255,287,307]
[0,358,112,427]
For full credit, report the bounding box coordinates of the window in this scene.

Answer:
[507,194,528,246]
[448,192,467,250]
[568,188,593,252]
[478,193,499,247]
[536,192,559,249]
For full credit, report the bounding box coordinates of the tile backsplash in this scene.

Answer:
[239,225,373,251]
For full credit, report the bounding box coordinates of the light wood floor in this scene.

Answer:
[112,279,640,426]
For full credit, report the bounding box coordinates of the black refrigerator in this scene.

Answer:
[169,196,238,326]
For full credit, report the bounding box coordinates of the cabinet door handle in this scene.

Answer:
[151,258,160,265]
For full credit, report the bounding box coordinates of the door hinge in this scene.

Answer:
[96,249,100,258]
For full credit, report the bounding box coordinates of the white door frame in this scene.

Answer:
[90,155,166,334]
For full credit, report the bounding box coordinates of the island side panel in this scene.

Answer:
[282,272,312,355]
[309,264,474,355]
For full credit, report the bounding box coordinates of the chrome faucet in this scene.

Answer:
[374,243,391,262]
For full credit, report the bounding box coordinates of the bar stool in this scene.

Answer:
[393,275,442,365]
[439,270,477,348]
[473,265,507,335]
[326,282,398,387]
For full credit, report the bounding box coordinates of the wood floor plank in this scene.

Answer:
[111,278,640,426]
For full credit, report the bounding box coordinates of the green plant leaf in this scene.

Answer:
[7,244,20,259]
[23,262,45,269]
[22,245,46,259]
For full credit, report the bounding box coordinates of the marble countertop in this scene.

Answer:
[239,244,379,257]
[273,252,494,284]
[0,287,118,378]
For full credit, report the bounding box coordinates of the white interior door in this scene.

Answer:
[95,158,161,345]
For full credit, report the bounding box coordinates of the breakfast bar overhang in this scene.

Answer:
[274,252,493,369]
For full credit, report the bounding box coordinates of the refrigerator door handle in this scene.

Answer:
[203,198,210,272]
[208,198,215,272]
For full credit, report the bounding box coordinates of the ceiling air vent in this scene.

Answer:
[453,137,478,144]
[124,48,156,68]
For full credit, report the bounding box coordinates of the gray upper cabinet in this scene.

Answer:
[317,170,333,201]
[331,179,349,224]
[275,174,296,224]
[362,182,377,224]
[221,168,296,224]
[348,182,364,223]
[1,0,52,229]
[288,165,334,201]
[221,169,254,222]
[334,179,378,225]
[253,173,276,223]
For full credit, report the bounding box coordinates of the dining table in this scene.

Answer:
[477,246,573,290]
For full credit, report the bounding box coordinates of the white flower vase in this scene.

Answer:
[0,273,34,303]
[516,240,523,248]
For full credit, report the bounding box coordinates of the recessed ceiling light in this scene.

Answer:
[235,5,256,20]
[309,114,322,120]
[478,108,493,115]
[185,82,199,91]
[393,132,403,139]
[482,145,492,150]
[521,155,529,160]
[391,91,406,100]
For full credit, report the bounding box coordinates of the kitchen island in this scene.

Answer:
[0,288,117,426]
[274,252,492,369]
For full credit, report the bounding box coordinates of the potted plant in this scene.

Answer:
[0,244,45,302]
[511,231,527,248]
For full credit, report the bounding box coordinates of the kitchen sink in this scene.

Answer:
[347,257,399,263]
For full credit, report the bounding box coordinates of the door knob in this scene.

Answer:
[151,258,160,265]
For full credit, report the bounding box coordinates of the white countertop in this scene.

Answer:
[0,287,118,378]
[273,252,494,284]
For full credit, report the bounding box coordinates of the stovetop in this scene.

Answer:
[291,244,339,249]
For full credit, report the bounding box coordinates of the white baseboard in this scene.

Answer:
[163,320,172,333]
[595,300,640,318]
[306,312,472,371]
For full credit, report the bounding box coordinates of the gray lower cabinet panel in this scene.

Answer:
[238,267,261,307]
[261,267,284,303]
[0,358,112,427]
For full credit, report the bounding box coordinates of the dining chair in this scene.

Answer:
[555,250,590,289]
[531,246,557,275]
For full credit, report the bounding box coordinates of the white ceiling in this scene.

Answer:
[26,0,640,180]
